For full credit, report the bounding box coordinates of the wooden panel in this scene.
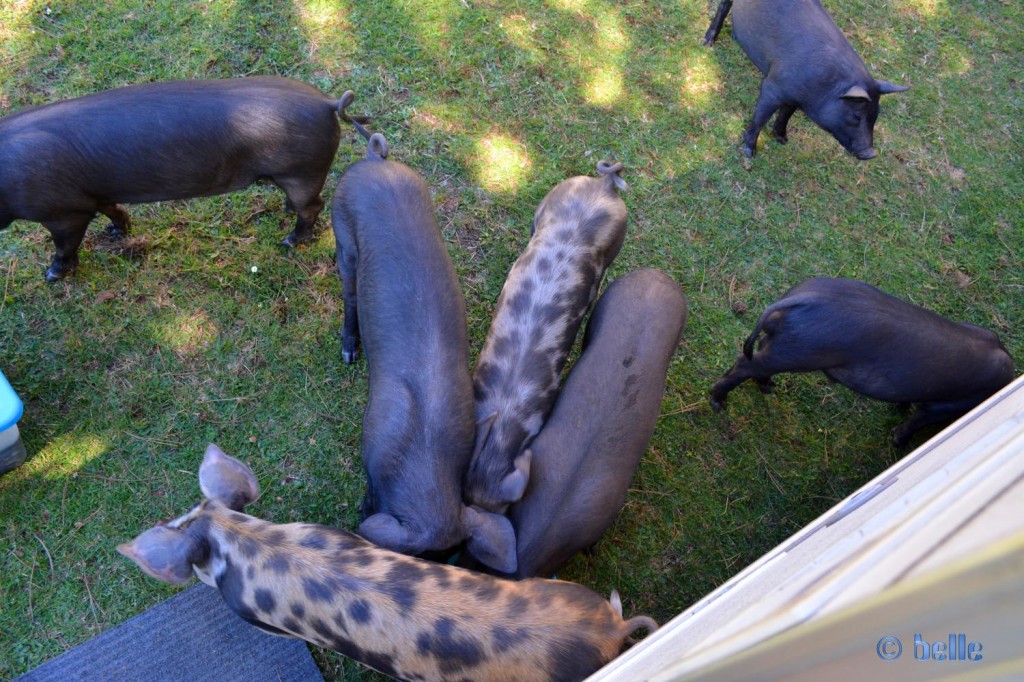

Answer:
[591,375,1024,681]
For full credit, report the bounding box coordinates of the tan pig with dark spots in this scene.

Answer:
[118,444,658,682]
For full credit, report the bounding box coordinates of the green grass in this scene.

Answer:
[1,0,1021,679]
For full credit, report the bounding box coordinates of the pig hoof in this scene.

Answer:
[709,395,725,412]
[773,132,788,145]
[105,223,127,239]
[740,144,756,159]
[282,229,315,248]
[342,348,358,365]
[45,262,73,281]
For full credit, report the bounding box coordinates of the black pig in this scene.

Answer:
[702,0,908,159]
[0,77,355,280]
[508,269,687,579]
[709,278,1014,446]
[331,107,517,573]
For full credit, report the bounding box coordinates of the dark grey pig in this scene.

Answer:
[508,269,687,579]
[0,77,355,280]
[467,161,629,514]
[702,0,908,159]
[709,278,1015,447]
[332,109,516,573]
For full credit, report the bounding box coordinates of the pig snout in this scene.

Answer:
[853,147,877,160]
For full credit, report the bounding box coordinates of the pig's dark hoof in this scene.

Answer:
[740,144,756,159]
[281,231,315,248]
[756,379,776,394]
[105,222,128,239]
[342,348,359,365]
[772,132,789,145]
[45,261,74,282]
[709,395,725,412]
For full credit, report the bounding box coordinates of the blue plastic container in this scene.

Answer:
[0,370,26,475]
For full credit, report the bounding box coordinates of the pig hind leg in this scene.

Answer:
[710,353,779,410]
[274,176,326,247]
[701,0,733,47]
[771,105,798,145]
[43,213,95,281]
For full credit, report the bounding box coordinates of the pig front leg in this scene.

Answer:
[741,81,784,158]
[771,104,798,145]
[43,213,94,281]
[334,242,360,364]
[359,476,378,521]
[701,0,733,47]
[98,203,131,239]
[890,397,985,448]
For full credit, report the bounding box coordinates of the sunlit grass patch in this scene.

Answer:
[30,431,109,480]
[152,310,220,356]
[475,133,531,194]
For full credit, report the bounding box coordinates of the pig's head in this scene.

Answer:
[117,443,259,586]
[813,79,909,160]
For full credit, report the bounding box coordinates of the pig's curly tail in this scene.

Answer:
[338,90,389,159]
[597,159,628,192]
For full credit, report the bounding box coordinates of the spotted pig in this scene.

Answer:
[508,269,687,579]
[0,77,358,280]
[118,445,658,682]
[710,277,1015,447]
[466,161,628,514]
[332,102,516,573]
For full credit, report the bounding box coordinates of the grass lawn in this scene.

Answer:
[1,0,1021,679]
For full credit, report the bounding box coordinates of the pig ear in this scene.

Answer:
[117,525,205,585]
[840,85,871,102]
[463,506,517,574]
[358,513,416,553]
[498,448,533,505]
[199,443,260,511]
[472,413,499,460]
[876,79,909,95]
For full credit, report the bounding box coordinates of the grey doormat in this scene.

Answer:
[17,583,324,682]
